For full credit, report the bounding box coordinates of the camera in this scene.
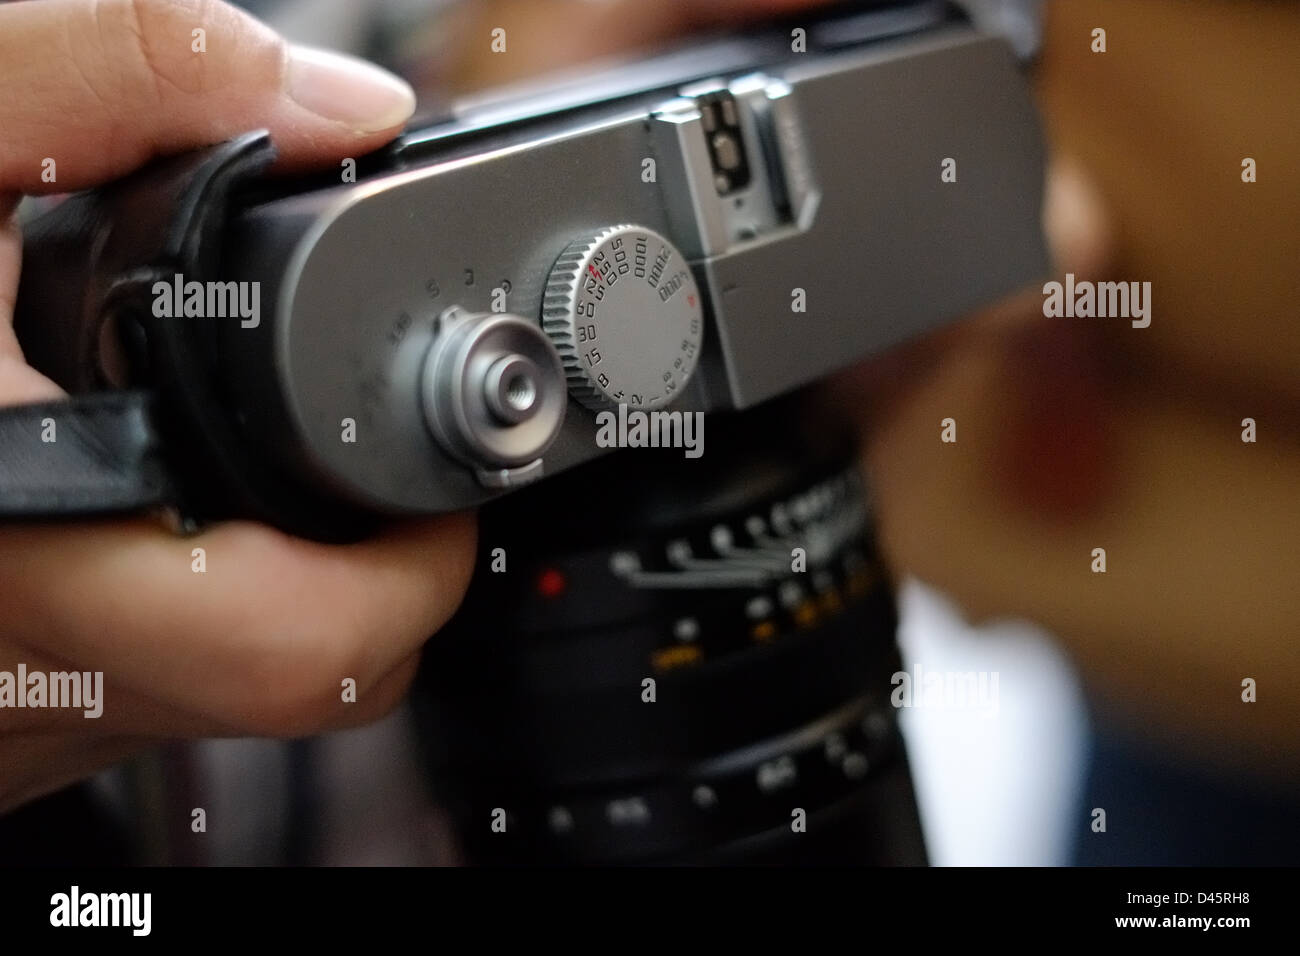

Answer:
[5,0,1044,539]
[4,0,1047,864]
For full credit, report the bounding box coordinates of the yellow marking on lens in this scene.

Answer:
[794,601,819,629]
[651,645,703,672]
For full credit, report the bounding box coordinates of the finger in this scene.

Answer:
[0,203,65,397]
[0,353,63,404]
[0,642,413,738]
[0,732,152,814]
[0,197,22,360]
[310,650,424,735]
[0,0,417,194]
[0,637,242,736]
[0,512,476,737]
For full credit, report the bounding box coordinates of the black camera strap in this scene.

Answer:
[0,390,176,517]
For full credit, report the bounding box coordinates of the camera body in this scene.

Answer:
[9,1,1045,538]
[221,11,1047,515]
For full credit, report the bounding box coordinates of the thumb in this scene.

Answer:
[0,198,63,403]
[0,0,416,193]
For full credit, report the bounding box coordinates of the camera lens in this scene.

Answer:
[411,396,927,864]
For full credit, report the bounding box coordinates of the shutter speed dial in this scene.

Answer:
[543,225,703,410]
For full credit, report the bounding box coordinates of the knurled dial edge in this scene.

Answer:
[542,224,704,411]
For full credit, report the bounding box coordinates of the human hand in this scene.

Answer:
[0,0,475,812]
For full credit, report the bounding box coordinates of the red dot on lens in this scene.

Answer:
[536,568,566,598]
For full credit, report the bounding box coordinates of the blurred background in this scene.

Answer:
[2,0,1296,866]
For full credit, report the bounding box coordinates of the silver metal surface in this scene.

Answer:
[219,24,1047,514]
[420,308,566,473]
[695,28,1048,408]
[483,354,541,425]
